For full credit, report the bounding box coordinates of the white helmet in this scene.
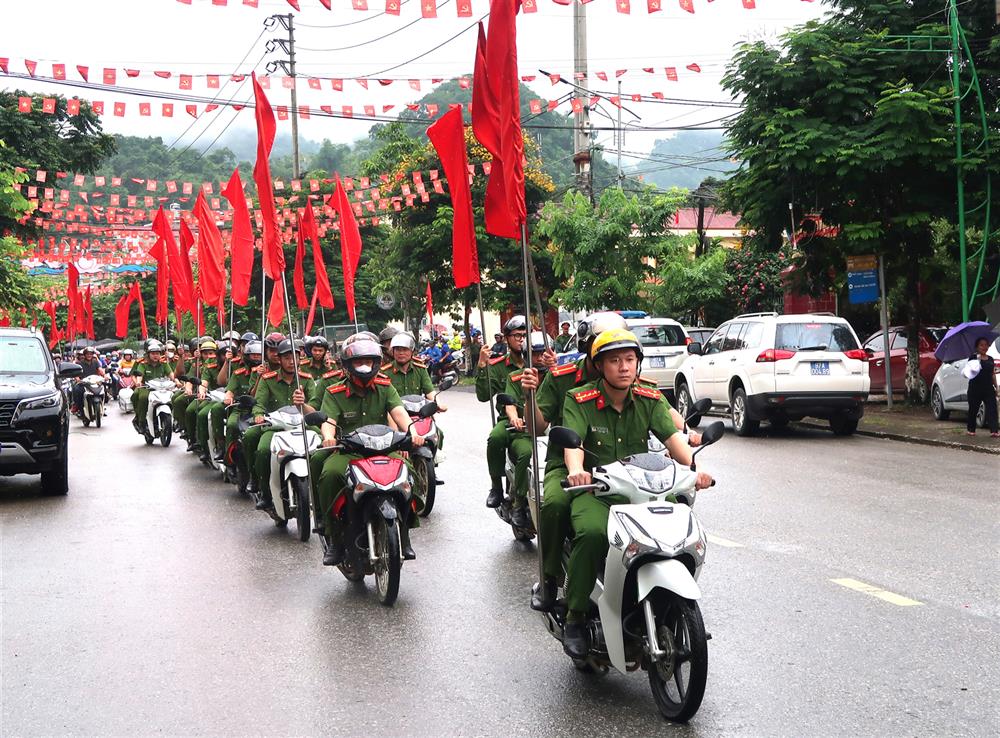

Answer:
[389,332,417,351]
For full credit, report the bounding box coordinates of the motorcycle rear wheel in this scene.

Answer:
[82,417,90,427]
[291,476,311,542]
[160,420,172,447]
[372,517,401,606]
[94,404,102,428]
[647,596,708,723]
[415,456,436,518]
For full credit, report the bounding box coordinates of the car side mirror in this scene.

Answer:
[58,362,83,379]
[417,401,439,418]
[864,347,875,357]
[548,426,583,450]
[304,411,328,426]
[687,342,703,356]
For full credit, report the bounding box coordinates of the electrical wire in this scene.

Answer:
[294,0,413,27]
[358,13,486,78]
[295,0,450,52]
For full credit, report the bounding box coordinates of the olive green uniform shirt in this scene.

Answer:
[251,370,315,417]
[134,359,172,380]
[225,363,254,396]
[475,354,522,402]
[310,368,346,408]
[199,361,224,390]
[318,374,402,435]
[383,360,434,398]
[299,358,327,381]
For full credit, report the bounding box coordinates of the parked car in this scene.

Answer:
[674,312,870,436]
[625,317,689,401]
[684,327,716,346]
[930,337,1000,427]
[0,328,82,494]
[862,326,949,402]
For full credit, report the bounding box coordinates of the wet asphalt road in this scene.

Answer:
[2,389,998,737]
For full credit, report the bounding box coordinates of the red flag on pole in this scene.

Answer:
[301,199,334,309]
[133,282,149,339]
[266,281,285,328]
[327,174,363,322]
[427,107,480,288]
[426,280,434,327]
[178,219,197,316]
[223,168,255,306]
[252,73,285,280]
[292,216,309,310]
[305,286,320,335]
[152,206,192,313]
[84,286,95,339]
[193,192,227,308]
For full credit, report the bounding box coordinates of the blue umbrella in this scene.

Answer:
[933,321,999,363]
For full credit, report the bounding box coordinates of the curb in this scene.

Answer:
[796,421,1000,455]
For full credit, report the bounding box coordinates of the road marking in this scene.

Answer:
[707,534,743,548]
[831,578,922,607]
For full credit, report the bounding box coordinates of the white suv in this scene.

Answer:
[673,312,870,436]
[625,317,689,401]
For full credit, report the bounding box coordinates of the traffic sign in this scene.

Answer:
[847,254,879,304]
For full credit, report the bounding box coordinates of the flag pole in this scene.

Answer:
[525,246,551,352]
[475,281,495,425]
[519,221,545,588]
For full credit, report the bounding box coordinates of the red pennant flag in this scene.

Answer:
[252,73,285,280]
[327,174,363,321]
[178,219,197,316]
[133,283,149,339]
[427,108,479,289]
[679,0,693,11]
[302,199,334,309]
[305,286,320,335]
[193,192,227,308]
[286,0,301,8]
[266,281,285,328]
[115,291,132,339]
[152,207,194,313]
[222,169,255,306]
[421,0,437,17]
[292,217,309,309]
[84,286,95,339]
[686,63,701,73]
[426,281,434,327]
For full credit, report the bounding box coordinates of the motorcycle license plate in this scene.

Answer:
[810,361,830,376]
[648,356,666,368]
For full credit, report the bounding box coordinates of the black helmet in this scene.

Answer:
[277,339,298,356]
[341,338,382,383]
[240,331,259,344]
[379,326,400,344]
[264,332,285,350]
[503,315,527,336]
[308,335,330,350]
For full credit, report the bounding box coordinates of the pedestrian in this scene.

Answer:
[554,321,574,352]
[965,337,998,437]
[490,332,506,356]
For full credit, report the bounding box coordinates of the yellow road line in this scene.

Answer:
[831,578,922,607]
[706,534,744,548]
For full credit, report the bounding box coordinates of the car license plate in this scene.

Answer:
[649,356,666,368]
[811,361,830,376]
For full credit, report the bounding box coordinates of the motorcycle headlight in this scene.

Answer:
[616,512,660,565]
[13,391,61,422]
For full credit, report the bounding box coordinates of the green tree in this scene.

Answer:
[538,187,685,312]
[652,236,731,325]
[721,0,999,402]
[0,147,39,311]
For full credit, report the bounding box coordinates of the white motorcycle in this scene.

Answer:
[117,367,136,414]
[254,405,322,542]
[138,377,176,447]
[538,414,724,724]
[77,374,106,428]
[203,388,230,475]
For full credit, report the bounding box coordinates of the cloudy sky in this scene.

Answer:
[3,0,827,158]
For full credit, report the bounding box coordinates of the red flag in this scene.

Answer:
[152,243,169,326]
[292,216,309,309]
[222,168,254,305]
[305,286,320,335]
[151,206,194,313]
[66,263,83,338]
[426,107,479,288]
[252,73,285,280]
[426,281,434,327]
[178,219,197,317]
[131,283,149,339]
[327,174,363,321]
[266,281,285,328]
[84,286,95,340]
[193,192,227,308]
[114,291,133,339]
[302,198,333,309]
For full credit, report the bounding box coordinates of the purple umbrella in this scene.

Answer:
[933,321,999,363]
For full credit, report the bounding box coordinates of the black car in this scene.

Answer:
[0,328,82,494]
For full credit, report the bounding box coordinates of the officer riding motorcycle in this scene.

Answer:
[131,340,173,434]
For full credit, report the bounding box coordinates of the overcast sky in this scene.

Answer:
[3,0,827,159]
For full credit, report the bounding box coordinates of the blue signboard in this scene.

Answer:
[847,269,879,304]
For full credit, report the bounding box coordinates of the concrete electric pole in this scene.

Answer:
[265,14,301,179]
[572,0,593,202]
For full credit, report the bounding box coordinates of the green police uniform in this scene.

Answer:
[478,354,523,491]
[502,369,537,508]
[313,374,403,543]
[171,359,200,433]
[299,358,327,381]
[559,379,678,616]
[383,358,444,449]
[309,367,345,408]
[220,363,256,450]
[132,359,173,429]
[245,369,315,493]
[196,357,244,453]
[187,360,223,444]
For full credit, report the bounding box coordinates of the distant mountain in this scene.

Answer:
[626,130,739,191]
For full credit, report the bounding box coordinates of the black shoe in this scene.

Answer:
[563,621,589,659]
[531,578,557,612]
[485,487,504,508]
[510,504,530,528]
[199,452,211,464]
[323,543,345,566]
[255,496,273,511]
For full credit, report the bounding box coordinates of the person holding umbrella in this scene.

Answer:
[965,337,998,436]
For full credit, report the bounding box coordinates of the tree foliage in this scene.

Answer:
[0,147,40,310]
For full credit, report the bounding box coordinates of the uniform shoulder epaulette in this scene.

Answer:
[299,357,310,364]
[261,370,278,379]
[412,358,428,368]
[298,371,313,379]
[510,370,524,382]
[633,385,662,401]
[381,362,393,371]
[322,369,343,379]
[234,367,249,376]
[638,375,659,387]
[327,382,348,394]
[373,374,392,386]
[572,387,601,404]
[488,356,507,365]
[204,361,218,369]
[550,363,577,377]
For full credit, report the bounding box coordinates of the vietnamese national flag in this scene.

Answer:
[222,168,255,306]
[427,107,479,288]
[292,216,309,310]
[252,73,285,280]
[327,174,363,322]
[193,192,227,308]
[301,199,333,309]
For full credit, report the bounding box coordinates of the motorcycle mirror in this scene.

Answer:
[548,425,583,450]
[685,397,713,427]
[304,411,328,426]
[236,395,256,410]
[417,401,439,418]
[699,420,725,447]
[57,362,83,379]
[437,376,456,392]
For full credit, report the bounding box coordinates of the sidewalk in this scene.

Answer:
[811,400,1000,455]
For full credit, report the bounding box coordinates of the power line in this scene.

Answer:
[294,0,413,27]
[358,14,486,78]
[295,0,450,52]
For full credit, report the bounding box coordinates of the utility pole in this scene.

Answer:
[949,0,968,322]
[616,80,623,188]
[571,0,592,202]
[265,14,301,179]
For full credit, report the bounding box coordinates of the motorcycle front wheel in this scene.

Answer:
[415,456,436,518]
[290,475,311,542]
[94,403,102,428]
[372,517,401,606]
[647,596,708,723]
[160,419,172,447]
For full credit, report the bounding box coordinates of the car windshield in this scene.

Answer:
[776,323,859,352]
[926,327,949,345]
[0,336,50,374]
[631,324,686,347]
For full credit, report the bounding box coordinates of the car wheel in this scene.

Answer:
[676,383,698,428]
[730,387,758,437]
[41,444,69,496]
[977,401,987,429]
[916,377,930,405]
[830,415,858,436]
[931,386,950,421]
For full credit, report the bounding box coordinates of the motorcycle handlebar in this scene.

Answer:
[559,481,610,493]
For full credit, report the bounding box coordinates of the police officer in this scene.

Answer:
[219,340,263,462]
[300,336,330,380]
[262,332,285,372]
[194,339,237,462]
[378,326,400,364]
[311,337,423,566]
[548,329,713,658]
[171,338,203,435]
[185,340,222,452]
[383,332,440,401]
[132,340,173,433]
[248,339,314,510]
